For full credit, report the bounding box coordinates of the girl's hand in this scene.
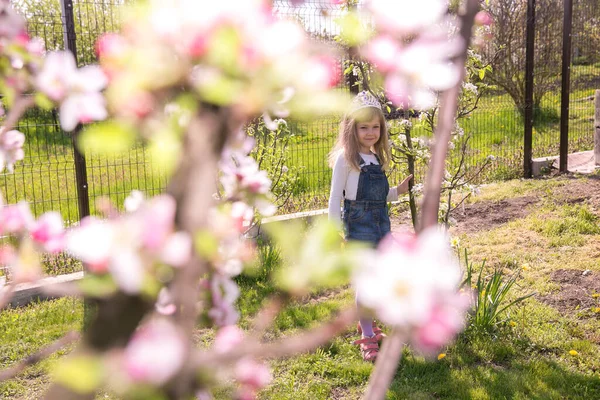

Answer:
[396,174,413,195]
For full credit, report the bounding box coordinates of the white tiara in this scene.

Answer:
[348,91,382,115]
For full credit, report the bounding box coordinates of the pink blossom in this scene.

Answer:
[474,11,493,27]
[354,227,465,332]
[0,1,25,39]
[0,245,16,267]
[0,129,25,172]
[108,248,145,294]
[160,231,192,268]
[299,56,340,90]
[235,358,272,400]
[412,293,471,355]
[155,287,176,315]
[209,274,240,326]
[31,211,65,253]
[364,35,400,73]
[59,89,107,132]
[124,190,144,212]
[384,75,409,108]
[95,33,127,59]
[187,33,209,58]
[96,33,129,80]
[256,20,306,61]
[238,165,271,195]
[35,51,77,101]
[36,52,108,131]
[367,0,447,36]
[140,195,176,250]
[221,154,271,197]
[214,325,245,353]
[26,37,45,57]
[0,201,33,234]
[65,216,113,273]
[396,38,462,92]
[230,201,254,233]
[124,319,186,385]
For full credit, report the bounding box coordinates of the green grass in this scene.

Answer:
[0,297,83,399]
[4,65,600,216]
[2,110,167,222]
[3,176,600,398]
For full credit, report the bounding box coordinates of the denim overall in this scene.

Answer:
[343,154,391,245]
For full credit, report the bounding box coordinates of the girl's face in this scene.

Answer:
[356,116,381,153]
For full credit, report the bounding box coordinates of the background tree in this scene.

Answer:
[481,0,562,117]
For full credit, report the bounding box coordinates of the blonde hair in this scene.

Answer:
[328,107,391,171]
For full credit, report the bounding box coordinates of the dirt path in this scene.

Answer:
[391,176,600,328]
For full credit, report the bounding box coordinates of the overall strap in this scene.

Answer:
[374,153,382,165]
[355,153,367,167]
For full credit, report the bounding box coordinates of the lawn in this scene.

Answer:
[4,63,600,218]
[2,174,600,399]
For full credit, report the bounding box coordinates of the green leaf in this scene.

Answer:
[53,355,104,394]
[77,274,118,297]
[78,121,137,155]
[34,92,54,110]
[335,12,370,46]
[479,68,486,80]
[148,129,181,176]
[195,230,220,259]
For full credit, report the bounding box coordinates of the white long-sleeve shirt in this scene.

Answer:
[328,151,398,226]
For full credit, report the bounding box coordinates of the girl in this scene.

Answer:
[328,90,412,362]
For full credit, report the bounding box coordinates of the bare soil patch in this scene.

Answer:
[450,196,538,234]
[537,269,600,322]
[391,176,600,325]
[551,176,600,209]
[392,176,600,236]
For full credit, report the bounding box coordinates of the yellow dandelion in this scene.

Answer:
[437,353,446,360]
[592,293,600,298]
[593,307,600,313]
[569,350,578,356]
[480,289,487,298]
[521,263,529,271]
[509,321,517,327]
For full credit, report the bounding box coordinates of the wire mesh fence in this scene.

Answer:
[2,0,598,226]
[569,0,600,156]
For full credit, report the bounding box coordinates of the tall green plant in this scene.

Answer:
[460,248,535,333]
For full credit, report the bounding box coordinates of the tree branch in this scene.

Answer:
[365,2,481,399]
[0,96,36,136]
[193,306,357,366]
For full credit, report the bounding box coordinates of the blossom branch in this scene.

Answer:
[0,331,80,382]
[251,294,287,334]
[419,0,481,233]
[365,2,481,399]
[165,109,235,397]
[0,95,36,136]
[363,329,405,400]
[194,306,357,366]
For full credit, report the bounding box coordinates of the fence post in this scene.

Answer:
[595,90,600,165]
[60,0,91,220]
[559,0,573,173]
[523,0,536,178]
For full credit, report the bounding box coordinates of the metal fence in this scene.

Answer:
[2,0,599,221]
